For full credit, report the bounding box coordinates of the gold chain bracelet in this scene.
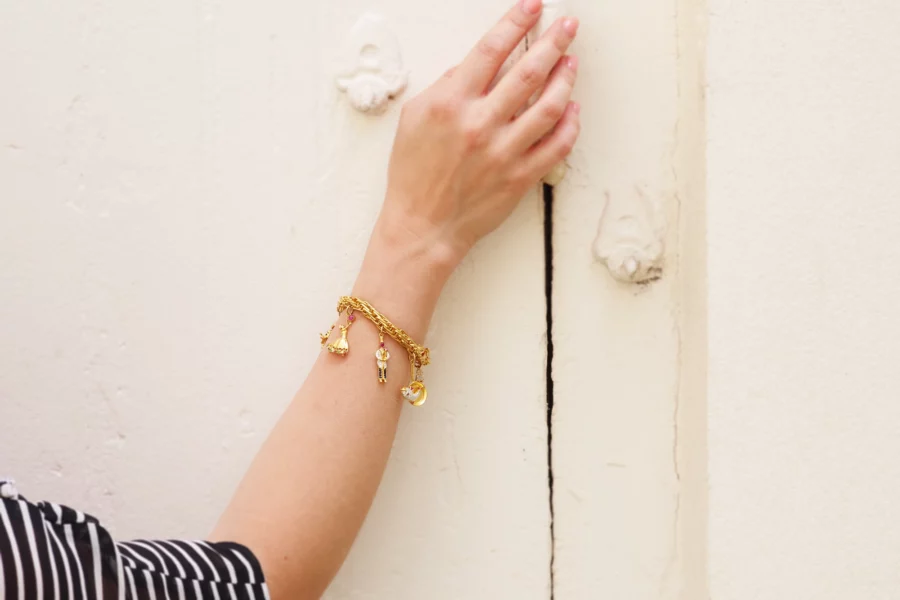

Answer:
[319,296,431,406]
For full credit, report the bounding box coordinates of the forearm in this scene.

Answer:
[210,219,457,599]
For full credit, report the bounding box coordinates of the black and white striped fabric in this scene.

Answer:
[0,480,269,600]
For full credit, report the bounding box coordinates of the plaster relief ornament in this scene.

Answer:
[593,186,666,284]
[335,13,408,115]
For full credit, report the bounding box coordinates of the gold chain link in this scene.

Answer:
[336,296,431,368]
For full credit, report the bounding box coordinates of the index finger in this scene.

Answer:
[456,0,544,95]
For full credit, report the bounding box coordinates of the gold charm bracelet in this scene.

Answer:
[320,296,431,406]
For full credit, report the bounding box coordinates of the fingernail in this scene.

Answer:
[521,0,542,15]
[571,102,581,115]
[563,17,579,37]
[567,55,579,72]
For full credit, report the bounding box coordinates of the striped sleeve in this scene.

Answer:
[0,480,269,600]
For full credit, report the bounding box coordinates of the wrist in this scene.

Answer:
[352,218,459,341]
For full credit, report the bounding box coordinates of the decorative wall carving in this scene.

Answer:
[593,186,666,283]
[336,14,408,115]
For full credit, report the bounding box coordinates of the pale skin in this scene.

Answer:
[210,1,581,597]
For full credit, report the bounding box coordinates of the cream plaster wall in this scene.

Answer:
[551,0,709,595]
[707,0,900,598]
[551,0,700,598]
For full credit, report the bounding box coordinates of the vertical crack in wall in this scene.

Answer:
[543,183,557,600]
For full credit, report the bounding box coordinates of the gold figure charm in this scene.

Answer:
[375,333,390,383]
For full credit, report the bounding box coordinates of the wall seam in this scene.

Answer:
[543,182,557,600]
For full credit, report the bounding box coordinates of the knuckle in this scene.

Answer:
[540,100,566,123]
[477,37,504,62]
[557,137,576,158]
[463,120,490,149]
[483,103,503,125]
[467,131,491,151]
[572,120,582,140]
[506,6,532,31]
[486,148,506,170]
[517,65,544,89]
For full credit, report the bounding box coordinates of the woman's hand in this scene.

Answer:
[377,0,581,269]
[355,0,581,332]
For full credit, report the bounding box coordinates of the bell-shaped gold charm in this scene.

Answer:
[327,325,350,356]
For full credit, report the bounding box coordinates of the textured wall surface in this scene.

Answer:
[553,0,706,600]
[0,1,552,598]
[707,0,900,597]
[551,0,703,597]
